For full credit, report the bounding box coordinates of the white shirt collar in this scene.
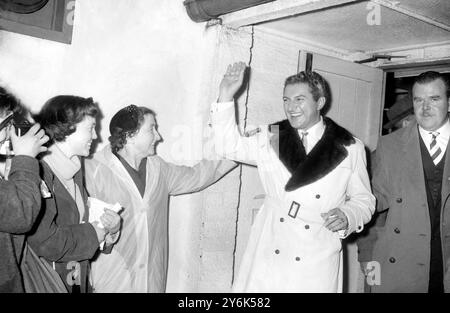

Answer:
[297,117,325,154]
[418,119,450,161]
[418,118,450,142]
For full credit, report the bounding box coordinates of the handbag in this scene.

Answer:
[20,243,68,293]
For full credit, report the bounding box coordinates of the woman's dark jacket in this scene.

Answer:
[26,160,99,293]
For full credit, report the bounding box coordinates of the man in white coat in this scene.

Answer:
[210,62,375,292]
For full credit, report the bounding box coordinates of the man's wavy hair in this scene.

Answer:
[284,71,331,113]
[109,106,156,154]
[34,95,99,143]
[413,71,450,98]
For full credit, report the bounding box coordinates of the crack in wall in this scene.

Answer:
[231,25,255,286]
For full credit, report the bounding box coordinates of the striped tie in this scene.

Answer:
[430,132,442,165]
[300,131,308,151]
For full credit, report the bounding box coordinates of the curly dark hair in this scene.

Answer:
[284,71,330,102]
[109,105,156,154]
[34,95,99,143]
[0,86,27,118]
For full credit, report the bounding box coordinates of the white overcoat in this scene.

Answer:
[84,146,235,292]
[211,102,375,292]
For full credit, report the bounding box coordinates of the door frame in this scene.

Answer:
[379,59,450,78]
[378,59,450,134]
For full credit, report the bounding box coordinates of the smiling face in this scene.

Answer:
[413,78,450,132]
[64,115,97,157]
[129,114,161,157]
[283,83,325,130]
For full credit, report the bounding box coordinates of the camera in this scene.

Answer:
[0,113,36,156]
[13,115,33,136]
[0,112,34,136]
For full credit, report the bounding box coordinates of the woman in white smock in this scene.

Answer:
[210,62,375,292]
[85,105,236,292]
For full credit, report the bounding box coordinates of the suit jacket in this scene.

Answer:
[0,156,41,293]
[370,121,450,292]
[27,159,99,293]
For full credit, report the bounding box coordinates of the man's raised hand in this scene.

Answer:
[218,62,247,103]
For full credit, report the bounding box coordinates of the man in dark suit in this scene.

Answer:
[369,71,450,292]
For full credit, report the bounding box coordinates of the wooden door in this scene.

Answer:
[301,51,385,292]
[301,51,385,151]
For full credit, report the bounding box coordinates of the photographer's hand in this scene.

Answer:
[10,123,49,157]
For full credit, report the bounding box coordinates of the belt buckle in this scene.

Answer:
[288,201,300,219]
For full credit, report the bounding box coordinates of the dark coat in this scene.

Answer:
[26,159,100,293]
[370,121,450,292]
[356,150,387,263]
[0,156,41,293]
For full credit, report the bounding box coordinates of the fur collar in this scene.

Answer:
[270,117,355,191]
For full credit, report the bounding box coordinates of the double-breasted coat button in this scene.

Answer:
[394,228,400,234]
[396,198,403,203]
[280,218,285,223]
[275,249,280,254]
[315,195,321,199]
[305,225,310,230]
[295,257,301,261]
[389,257,396,263]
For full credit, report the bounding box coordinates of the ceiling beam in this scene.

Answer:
[366,40,450,54]
[371,0,450,32]
[220,0,361,29]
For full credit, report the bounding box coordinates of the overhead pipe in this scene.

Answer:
[0,0,49,14]
[183,0,275,23]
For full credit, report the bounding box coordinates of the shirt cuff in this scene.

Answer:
[337,206,363,239]
[210,101,234,114]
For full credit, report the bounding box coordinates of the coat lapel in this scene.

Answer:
[75,162,89,223]
[401,123,430,231]
[142,157,161,203]
[441,134,450,208]
[269,119,306,172]
[109,154,144,201]
[41,161,81,224]
[270,117,355,192]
